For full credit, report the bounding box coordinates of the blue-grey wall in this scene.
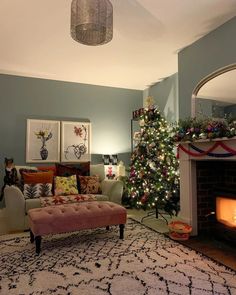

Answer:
[225,104,236,117]
[178,16,236,119]
[195,97,213,118]
[0,74,143,186]
[196,98,230,119]
[144,73,179,123]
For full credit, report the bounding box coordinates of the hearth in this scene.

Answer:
[196,160,236,225]
[178,137,236,236]
[195,160,236,244]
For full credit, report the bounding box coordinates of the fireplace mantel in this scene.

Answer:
[178,137,236,235]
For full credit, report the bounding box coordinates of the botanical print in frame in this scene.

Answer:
[26,119,60,163]
[61,121,91,162]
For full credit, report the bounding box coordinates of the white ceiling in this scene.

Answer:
[0,0,236,90]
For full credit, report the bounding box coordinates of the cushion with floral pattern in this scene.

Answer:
[54,175,79,196]
[40,194,96,207]
[78,175,101,194]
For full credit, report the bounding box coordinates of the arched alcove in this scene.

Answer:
[191,64,236,118]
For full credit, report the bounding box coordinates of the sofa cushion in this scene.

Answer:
[24,183,53,199]
[16,166,38,181]
[17,167,38,191]
[93,194,109,201]
[40,194,96,207]
[37,165,57,176]
[54,175,79,196]
[36,166,56,192]
[22,171,54,184]
[90,164,105,181]
[78,175,101,194]
[56,162,90,177]
[56,163,90,192]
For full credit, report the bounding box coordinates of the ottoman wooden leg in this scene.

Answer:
[119,224,124,239]
[30,230,34,243]
[106,226,110,230]
[35,236,42,255]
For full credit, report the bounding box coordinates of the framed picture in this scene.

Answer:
[61,121,91,162]
[26,119,60,163]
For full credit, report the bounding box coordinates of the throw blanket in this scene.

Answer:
[40,194,96,207]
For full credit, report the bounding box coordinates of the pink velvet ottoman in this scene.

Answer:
[28,201,127,254]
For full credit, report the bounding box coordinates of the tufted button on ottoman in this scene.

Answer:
[28,201,127,254]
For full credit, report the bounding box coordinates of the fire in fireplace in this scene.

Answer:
[214,195,236,245]
[216,196,236,228]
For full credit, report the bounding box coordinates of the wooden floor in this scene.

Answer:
[128,209,236,271]
[178,234,236,271]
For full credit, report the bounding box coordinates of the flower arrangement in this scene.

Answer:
[35,129,52,147]
[64,125,88,160]
[173,117,236,142]
[74,125,87,140]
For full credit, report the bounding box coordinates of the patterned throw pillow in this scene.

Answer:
[78,176,101,194]
[54,175,79,196]
[36,166,56,192]
[40,194,96,207]
[24,183,53,199]
[55,163,90,193]
[18,168,38,191]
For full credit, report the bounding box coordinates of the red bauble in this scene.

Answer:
[141,194,148,204]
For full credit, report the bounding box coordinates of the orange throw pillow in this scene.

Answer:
[22,171,54,184]
[37,165,56,176]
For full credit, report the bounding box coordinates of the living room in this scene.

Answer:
[0,1,236,294]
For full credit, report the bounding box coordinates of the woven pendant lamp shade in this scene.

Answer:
[71,0,113,46]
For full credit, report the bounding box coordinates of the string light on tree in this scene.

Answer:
[126,97,180,216]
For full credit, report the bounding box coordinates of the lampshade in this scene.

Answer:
[71,0,113,46]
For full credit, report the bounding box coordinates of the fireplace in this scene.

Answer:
[196,160,236,234]
[178,137,236,236]
[216,196,236,228]
[214,195,236,244]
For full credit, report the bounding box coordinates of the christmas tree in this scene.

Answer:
[127,98,180,216]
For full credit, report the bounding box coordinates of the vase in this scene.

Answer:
[40,146,48,160]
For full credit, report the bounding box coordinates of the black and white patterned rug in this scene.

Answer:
[0,219,235,295]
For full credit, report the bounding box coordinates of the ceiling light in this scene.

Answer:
[71,0,113,46]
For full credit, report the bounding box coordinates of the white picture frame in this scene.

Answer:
[26,119,60,163]
[61,121,91,162]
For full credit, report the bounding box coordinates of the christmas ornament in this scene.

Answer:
[139,119,145,127]
[144,96,154,108]
[126,104,179,216]
[148,161,156,171]
[199,132,207,139]
[149,142,156,148]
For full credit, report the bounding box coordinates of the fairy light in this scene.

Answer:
[126,104,179,213]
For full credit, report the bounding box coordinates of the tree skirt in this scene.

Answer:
[0,219,235,295]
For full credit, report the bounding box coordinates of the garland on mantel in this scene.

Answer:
[173,117,236,142]
[177,141,236,158]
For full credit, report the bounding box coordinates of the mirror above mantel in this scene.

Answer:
[192,64,236,119]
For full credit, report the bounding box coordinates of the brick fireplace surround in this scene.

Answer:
[178,138,236,236]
